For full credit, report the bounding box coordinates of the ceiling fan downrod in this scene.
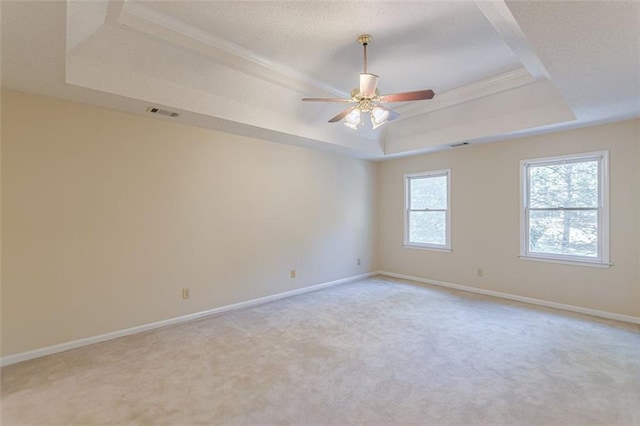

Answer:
[300,33,434,130]
[358,34,372,74]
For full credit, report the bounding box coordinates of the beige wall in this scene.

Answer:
[1,91,378,356]
[2,90,639,359]
[378,119,640,317]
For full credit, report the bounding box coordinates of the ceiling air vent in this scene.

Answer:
[146,107,179,118]
[450,141,470,148]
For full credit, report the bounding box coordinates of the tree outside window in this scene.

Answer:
[521,152,609,266]
[405,170,451,251]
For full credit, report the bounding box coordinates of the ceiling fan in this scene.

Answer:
[302,34,435,130]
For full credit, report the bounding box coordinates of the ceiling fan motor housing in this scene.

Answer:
[301,33,434,126]
[358,34,372,45]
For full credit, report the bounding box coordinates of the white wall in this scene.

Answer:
[1,91,377,356]
[378,120,640,317]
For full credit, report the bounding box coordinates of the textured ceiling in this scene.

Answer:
[1,1,638,159]
[507,1,640,124]
[142,1,522,95]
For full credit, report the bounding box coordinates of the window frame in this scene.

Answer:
[519,150,610,267]
[404,169,452,252]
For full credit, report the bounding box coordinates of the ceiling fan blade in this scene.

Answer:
[360,73,379,97]
[328,106,356,123]
[301,97,352,103]
[380,89,435,103]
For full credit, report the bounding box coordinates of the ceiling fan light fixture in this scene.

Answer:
[371,106,390,129]
[344,108,362,129]
[302,34,435,130]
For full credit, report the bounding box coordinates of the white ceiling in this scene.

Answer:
[141,1,522,95]
[2,1,639,160]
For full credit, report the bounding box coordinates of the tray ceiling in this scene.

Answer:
[2,1,638,159]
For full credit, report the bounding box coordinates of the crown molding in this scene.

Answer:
[115,1,534,121]
[392,67,535,122]
[115,1,348,98]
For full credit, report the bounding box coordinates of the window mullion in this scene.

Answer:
[529,207,598,211]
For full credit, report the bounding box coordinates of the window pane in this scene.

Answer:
[410,176,447,209]
[529,160,598,208]
[529,210,598,257]
[409,211,446,245]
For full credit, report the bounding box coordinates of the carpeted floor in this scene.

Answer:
[2,275,639,425]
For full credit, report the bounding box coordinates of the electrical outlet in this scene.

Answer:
[290,270,296,279]
[182,288,190,299]
[477,268,484,278]
[357,258,361,266]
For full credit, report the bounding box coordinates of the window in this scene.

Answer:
[404,170,451,251]
[520,151,609,266]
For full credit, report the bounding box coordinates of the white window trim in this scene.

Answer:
[519,150,610,267]
[404,169,452,252]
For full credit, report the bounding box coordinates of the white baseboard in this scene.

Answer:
[377,271,640,325]
[0,272,376,367]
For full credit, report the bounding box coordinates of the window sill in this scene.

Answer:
[519,255,611,268]
[404,244,452,253]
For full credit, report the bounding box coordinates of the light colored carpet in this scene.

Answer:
[2,276,639,425]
